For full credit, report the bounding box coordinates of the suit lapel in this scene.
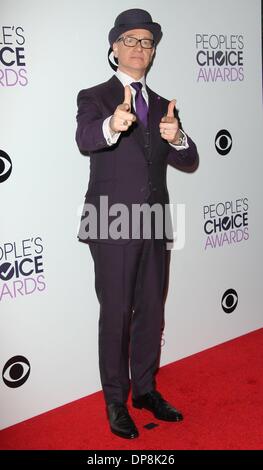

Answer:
[147,87,164,159]
[106,75,125,112]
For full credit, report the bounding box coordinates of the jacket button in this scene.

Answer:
[147,160,152,165]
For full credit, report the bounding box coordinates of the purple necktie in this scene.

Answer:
[131,82,148,127]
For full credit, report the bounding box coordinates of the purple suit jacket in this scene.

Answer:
[76,75,198,244]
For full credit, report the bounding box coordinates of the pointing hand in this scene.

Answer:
[159,99,181,144]
[110,85,136,133]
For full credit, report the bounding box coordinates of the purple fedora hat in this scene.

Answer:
[108,8,162,46]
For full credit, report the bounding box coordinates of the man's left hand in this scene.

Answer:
[159,100,181,144]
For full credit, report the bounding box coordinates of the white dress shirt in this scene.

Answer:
[103,69,188,150]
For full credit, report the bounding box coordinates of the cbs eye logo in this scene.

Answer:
[0,150,12,183]
[215,130,232,156]
[221,288,238,314]
[2,355,31,388]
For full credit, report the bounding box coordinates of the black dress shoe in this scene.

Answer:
[132,390,183,422]
[107,403,139,439]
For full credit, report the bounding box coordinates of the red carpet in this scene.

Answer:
[0,328,262,450]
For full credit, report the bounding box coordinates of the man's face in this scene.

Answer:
[113,29,155,77]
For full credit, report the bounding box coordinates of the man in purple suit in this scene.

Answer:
[76,9,198,439]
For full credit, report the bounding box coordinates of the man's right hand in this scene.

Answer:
[109,85,136,134]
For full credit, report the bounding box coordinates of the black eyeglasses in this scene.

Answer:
[117,36,155,49]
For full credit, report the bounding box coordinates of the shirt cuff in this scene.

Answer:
[102,116,121,146]
[169,130,189,150]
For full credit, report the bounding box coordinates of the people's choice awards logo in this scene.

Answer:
[0,26,28,87]
[203,198,249,249]
[0,150,12,182]
[0,237,47,302]
[2,355,31,388]
[221,289,238,314]
[215,130,232,156]
[195,34,244,82]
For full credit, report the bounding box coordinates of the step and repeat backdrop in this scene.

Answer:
[0,0,262,429]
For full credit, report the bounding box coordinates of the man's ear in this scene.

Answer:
[113,42,118,58]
